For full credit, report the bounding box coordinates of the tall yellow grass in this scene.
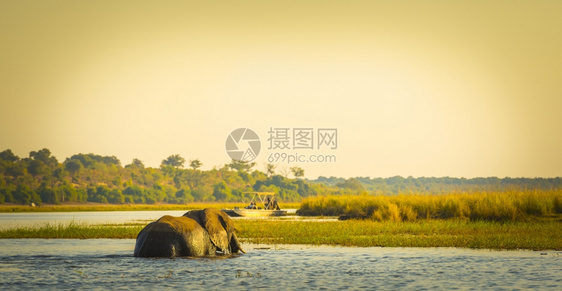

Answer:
[298,190,562,221]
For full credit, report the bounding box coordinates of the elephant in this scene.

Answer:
[134,208,245,258]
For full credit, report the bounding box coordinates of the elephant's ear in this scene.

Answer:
[201,208,234,254]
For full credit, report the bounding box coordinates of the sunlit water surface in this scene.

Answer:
[1,239,560,290]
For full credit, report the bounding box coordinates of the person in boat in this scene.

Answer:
[245,201,257,209]
[265,197,280,210]
[271,199,280,210]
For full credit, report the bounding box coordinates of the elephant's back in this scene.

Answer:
[134,215,208,257]
[158,215,199,233]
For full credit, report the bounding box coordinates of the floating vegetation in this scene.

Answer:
[236,271,261,278]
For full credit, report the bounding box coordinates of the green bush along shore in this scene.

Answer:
[298,190,562,221]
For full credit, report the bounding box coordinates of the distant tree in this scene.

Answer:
[107,189,125,204]
[336,178,365,191]
[67,154,95,168]
[3,161,26,179]
[161,154,185,168]
[128,158,145,169]
[53,167,68,181]
[64,153,120,168]
[227,160,255,173]
[191,187,215,202]
[189,159,202,170]
[0,149,19,162]
[290,167,305,179]
[173,174,185,189]
[64,159,83,181]
[38,185,59,204]
[185,168,204,190]
[123,185,146,203]
[27,159,48,178]
[175,188,194,203]
[29,148,58,169]
[278,166,290,178]
[0,186,15,203]
[266,163,276,177]
[12,184,41,206]
[101,156,121,166]
[212,181,233,201]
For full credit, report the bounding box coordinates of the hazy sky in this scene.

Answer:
[1,1,561,179]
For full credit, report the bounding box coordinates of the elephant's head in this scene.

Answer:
[184,208,245,255]
[134,208,245,257]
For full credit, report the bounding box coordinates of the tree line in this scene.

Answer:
[315,175,562,194]
[0,148,317,206]
[1,148,560,206]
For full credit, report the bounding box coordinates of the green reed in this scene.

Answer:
[0,221,143,239]
[298,190,562,221]
[1,218,559,250]
[235,219,561,250]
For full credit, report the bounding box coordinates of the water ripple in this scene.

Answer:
[0,239,560,290]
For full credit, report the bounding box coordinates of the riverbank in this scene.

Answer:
[0,202,302,212]
[1,218,560,250]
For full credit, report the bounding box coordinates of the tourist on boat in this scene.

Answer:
[265,197,280,210]
[245,201,257,209]
[271,200,280,210]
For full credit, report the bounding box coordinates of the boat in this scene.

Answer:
[222,192,287,217]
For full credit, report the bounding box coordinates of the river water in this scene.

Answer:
[0,212,561,290]
[0,209,305,228]
[0,210,189,228]
[0,240,560,290]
